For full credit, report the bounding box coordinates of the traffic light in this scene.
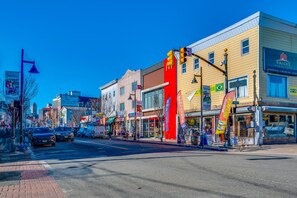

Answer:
[179,47,187,64]
[167,50,174,67]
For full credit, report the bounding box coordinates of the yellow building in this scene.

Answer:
[178,11,297,145]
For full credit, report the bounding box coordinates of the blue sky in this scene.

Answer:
[0,0,297,110]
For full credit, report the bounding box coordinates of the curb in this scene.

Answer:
[111,137,228,152]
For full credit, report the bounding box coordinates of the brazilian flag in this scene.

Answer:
[215,83,224,92]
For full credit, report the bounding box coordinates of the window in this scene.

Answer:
[182,63,186,74]
[120,103,125,111]
[113,91,115,97]
[267,75,287,98]
[143,89,164,109]
[120,87,125,95]
[132,82,137,91]
[132,100,136,108]
[241,39,249,55]
[228,76,248,98]
[194,58,199,70]
[208,52,214,64]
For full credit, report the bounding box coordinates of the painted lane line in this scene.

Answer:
[75,139,129,150]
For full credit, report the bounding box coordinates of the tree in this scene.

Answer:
[71,109,86,127]
[23,75,38,113]
[154,93,164,142]
[89,97,101,113]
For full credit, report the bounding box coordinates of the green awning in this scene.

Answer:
[106,116,116,124]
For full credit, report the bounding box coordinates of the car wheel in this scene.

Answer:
[71,139,74,142]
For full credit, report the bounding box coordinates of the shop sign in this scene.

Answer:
[289,86,297,96]
[263,47,297,76]
[215,90,236,134]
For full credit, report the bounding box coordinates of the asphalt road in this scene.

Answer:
[32,137,297,198]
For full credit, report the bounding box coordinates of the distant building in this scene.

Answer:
[30,102,38,118]
[51,91,99,126]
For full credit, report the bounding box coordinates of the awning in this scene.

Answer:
[106,116,116,124]
[262,106,297,113]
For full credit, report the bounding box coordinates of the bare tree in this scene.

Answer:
[23,75,38,113]
[71,109,86,127]
[154,94,164,142]
[89,97,101,113]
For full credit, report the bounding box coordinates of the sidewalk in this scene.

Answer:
[112,136,297,154]
[112,136,228,151]
[0,151,65,198]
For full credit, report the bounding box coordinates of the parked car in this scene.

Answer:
[30,127,56,147]
[72,127,80,136]
[76,127,86,137]
[54,127,74,142]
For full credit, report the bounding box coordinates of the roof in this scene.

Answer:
[188,11,297,53]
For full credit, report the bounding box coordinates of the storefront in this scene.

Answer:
[142,117,160,138]
[261,106,297,144]
[106,116,116,135]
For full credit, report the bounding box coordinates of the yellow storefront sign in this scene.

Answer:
[289,86,297,96]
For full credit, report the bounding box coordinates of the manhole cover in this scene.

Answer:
[0,171,21,186]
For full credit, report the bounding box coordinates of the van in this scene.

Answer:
[92,126,107,139]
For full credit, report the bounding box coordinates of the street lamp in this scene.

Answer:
[20,49,39,143]
[191,66,203,146]
[128,92,137,140]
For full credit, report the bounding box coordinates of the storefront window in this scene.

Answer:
[263,114,295,138]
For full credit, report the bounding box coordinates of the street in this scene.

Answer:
[30,138,297,198]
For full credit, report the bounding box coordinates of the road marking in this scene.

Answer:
[75,139,129,150]
[40,160,53,170]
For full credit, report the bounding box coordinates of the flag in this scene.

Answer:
[216,83,224,92]
[215,90,236,134]
[187,90,196,101]
[177,91,187,129]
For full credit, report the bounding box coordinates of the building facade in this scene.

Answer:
[100,80,118,134]
[117,69,141,136]
[141,62,165,138]
[177,11,297,145]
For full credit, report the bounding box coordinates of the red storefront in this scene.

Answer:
[164,57,177,140]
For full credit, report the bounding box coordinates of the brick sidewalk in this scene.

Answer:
[0,159,65,198]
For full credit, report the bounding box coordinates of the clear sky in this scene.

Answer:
[0,0,297,111]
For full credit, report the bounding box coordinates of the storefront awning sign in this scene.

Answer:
[106,116,116,124]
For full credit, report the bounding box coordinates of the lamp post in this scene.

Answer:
[20,49,39,144]
[128,92,137,140]
[191,66,203,146]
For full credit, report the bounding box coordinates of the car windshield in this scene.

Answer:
[33,128,51,134]
[56,127,71,131]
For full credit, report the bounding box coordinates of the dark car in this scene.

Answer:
[71,127,79,136]
[54,127,74,142]
[31,127,56,147]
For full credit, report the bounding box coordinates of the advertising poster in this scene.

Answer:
[5,71,20,98]
[215,90,236,134]
[177,90,187,129]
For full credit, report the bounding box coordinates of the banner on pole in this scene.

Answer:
[165,97,171,132]
[177,90,187,129]
[5,71,20,98]
[215,90,236,134]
